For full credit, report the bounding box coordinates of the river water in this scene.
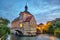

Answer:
[6,34,60,40]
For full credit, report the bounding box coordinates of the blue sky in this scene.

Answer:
[0,0,60,24]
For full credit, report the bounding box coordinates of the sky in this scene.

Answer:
[0,0,60,24]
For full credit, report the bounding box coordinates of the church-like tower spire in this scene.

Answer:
[25,2,28,12]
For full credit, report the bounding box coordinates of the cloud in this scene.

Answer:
[0,0,60,24]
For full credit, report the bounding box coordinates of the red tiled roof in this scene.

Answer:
[12,17,19,24]
[23,16,32,22]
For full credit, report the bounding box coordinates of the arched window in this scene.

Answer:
[19,22,22,28]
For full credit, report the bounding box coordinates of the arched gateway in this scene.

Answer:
[11,4,37,35]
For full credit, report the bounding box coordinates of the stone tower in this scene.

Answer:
[11,4,37,35]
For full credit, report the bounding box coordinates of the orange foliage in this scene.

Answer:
[36,21,53,32]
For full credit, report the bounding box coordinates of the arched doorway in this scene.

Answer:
[15,30,23,35]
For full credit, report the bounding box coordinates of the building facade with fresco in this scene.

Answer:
[11,4,37,35]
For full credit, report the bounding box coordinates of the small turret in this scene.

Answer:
[24,3,28,12]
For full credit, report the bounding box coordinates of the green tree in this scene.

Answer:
[48,25,54,34]
[0,17,10,25]
[48,18,60,37]
[54,21,60,28]
[0,17,10,37]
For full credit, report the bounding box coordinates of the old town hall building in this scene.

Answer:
[11,4,37,35]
